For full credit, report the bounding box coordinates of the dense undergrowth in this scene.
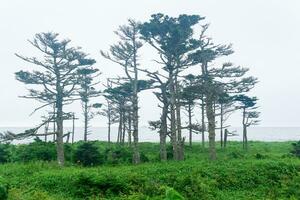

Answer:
[0,141,299,199]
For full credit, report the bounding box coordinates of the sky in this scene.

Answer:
[0,0,299,128]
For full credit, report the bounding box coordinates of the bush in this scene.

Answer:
[104,146,149,164]
[291,141,300,157]
[0,177,8,200]
[73,142,103,166]
[0,144,10,163]
[13,138,56,162]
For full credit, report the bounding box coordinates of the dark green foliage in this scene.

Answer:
[14,138,56,162]
[0,177,8,200]
[255,153,268,159]
[291,141,300,157]
[73,142,103,166]
[104,146,149,165]
[0,144,10,163]
[0,142,300,199]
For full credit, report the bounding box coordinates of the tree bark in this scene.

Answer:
[206,93,217,160]
[83,100,88,141]
[131,28,140,164]
[188,103,192,147]
[56,96,65,166]
[220,103,224,148]
[201,95,205,148]
[169,74,178,160]
[160,103,168,161]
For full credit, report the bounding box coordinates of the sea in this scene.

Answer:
[0,126,300,144]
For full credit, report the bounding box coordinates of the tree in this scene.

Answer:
[101,19,142,164]
[235,95,260,150]
[140,13,204,160]
[97,79,118,144]
[191,24,257,160]
[182,74,198,146]
[77,67,101,141]
[15,32,96,166]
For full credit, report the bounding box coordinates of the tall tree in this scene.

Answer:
[140,13,203,160]
[101,19,142,164]
[15,32,96,166]
[77,67,101,141]
[191,24,257,160]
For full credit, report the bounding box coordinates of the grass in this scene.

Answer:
[0,141,300,199]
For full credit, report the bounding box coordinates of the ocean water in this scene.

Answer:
[0,126,300,144]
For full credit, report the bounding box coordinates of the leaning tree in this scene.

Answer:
[15,32,96,166]
[140,13,204,161]
[235,95,260,150]
[191,24,258,160]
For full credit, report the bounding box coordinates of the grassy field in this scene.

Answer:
[0,141,300,199]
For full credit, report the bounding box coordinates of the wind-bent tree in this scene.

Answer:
[15,32,96,166]
[235,95,260,150]
[140,13,203,160]
[101,19,142,164]
[77,67,101,141]
[191,24,258,160]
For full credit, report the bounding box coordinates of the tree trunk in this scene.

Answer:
[83,100,88,142]
[160,103,168,161]
[128,112,132,146]
[201,95,205,148]
[176,98,184,160]
[169,74,178,160]
[56,98,65,166]
[243,125,248,150]
[188,103,192,147]
[117,109,122,143]
[224,129,228,148]
[206,94,217,160]
[132,32,140,164]
[72,114,75,144]
[220,103,224,148]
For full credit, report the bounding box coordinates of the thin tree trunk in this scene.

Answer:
[72,113,75,144]
[128,112,132,146]
[83,100,88,141]
[117,109,122,144]
[201,95,205,148]
[220,103,224,148]
[131,28,140,164]
[175,76,184,160]
[188,103,192,147]
[108,112,111,144]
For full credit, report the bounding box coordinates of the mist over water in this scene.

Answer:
[1,126,300,144]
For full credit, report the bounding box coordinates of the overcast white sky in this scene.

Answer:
[0,0,299,127]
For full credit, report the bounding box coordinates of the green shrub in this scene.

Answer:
[73,142,103,166]
[227,151,244,159]
[291,141,300,157]
[0,144,10,163]
[255,153,268,159]
[0,177,8,200]
[13,138,56,162]
[104,146,149,164]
